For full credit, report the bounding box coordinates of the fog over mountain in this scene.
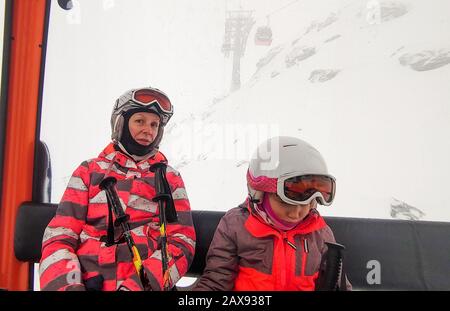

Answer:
[162,0,450,221]
[39,0,450,222]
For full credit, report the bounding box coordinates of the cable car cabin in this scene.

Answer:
[254,26,273,46]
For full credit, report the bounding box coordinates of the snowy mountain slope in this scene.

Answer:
[162,0,450,221]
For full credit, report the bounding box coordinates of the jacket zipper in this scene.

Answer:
[286,239,297,250]
[301,237,309,276]
[279,232,288,289]
[283,232,297,289]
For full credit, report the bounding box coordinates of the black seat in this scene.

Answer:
[14,202,450,290]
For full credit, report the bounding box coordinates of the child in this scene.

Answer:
[194,136,351,290]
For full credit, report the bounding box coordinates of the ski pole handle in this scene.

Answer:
[316,242,345,291]
[99,177,130,225]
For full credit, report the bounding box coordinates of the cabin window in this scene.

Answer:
[35,0,450,290]
[41,1,450,222]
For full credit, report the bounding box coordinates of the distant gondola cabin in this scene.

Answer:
[254,26,273,46]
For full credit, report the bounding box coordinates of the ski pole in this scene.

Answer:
[315,242,345,291]
[150,162,178,291]
[99,176,150,289]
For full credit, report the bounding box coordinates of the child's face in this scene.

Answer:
[268,193,315,223]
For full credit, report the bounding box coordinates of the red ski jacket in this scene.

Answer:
[39,143,195,291]
[195,202,351,291]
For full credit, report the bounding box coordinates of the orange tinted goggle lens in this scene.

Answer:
[133,89,172,112]
[284,175,335,203]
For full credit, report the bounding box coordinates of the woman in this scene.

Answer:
[194,136,351,291]
[39,87,195,291]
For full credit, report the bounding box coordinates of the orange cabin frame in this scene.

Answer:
[0,0,50,290]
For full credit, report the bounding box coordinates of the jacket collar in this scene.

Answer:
[244,200,327,238]
[99,142,168,170]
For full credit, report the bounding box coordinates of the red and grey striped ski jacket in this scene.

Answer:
[39,143,196,291]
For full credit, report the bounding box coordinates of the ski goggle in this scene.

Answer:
[276,174,336,206]
[131,88,173,114]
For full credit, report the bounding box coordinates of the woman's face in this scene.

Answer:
[268,193,315,223]
[128,112,160,146]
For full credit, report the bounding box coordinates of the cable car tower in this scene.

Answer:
[221,10,255,92]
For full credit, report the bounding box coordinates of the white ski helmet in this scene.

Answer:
[110,87,173,143]
[247,136,336,206]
